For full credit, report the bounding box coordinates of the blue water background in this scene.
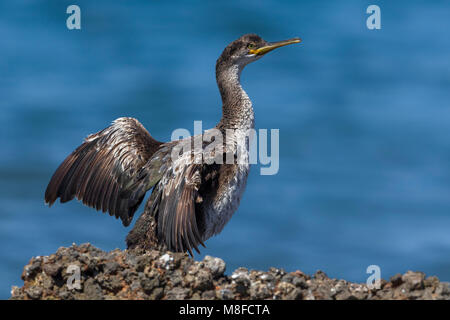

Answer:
[1,1,450,298]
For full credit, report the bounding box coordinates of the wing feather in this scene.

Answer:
[153,160,205,255]
[45,117,162,226]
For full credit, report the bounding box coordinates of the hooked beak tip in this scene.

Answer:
[250,37,302,55]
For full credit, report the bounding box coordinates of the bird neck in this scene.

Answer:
[216,63,254,130]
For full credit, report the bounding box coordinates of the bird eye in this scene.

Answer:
[247,43,256,49]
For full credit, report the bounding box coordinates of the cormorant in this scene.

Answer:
[45,34,301,255]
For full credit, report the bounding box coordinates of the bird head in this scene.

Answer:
[216,33,301,70]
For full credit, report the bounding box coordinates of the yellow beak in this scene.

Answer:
[249,37,302,56]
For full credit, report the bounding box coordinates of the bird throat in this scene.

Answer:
[216,64,254,131]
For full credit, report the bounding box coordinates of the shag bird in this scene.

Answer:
[45,34,301,255]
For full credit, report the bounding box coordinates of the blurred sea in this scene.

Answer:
[1,0,450,299]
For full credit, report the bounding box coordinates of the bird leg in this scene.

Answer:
[125,199,167,252]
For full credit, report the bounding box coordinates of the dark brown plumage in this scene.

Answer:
[45,118,162,226]
[45,34,301,256]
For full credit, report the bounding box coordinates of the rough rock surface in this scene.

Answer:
[10,243,450,300]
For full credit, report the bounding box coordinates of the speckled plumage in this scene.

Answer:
[45,34,300,255]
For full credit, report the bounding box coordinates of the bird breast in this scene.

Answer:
[202,130,252,240]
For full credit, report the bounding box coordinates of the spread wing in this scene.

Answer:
[136,133,228,255]
[44,117,162,226]
[148,162,210,256]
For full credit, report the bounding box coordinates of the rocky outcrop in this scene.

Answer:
[10,243,450,300]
